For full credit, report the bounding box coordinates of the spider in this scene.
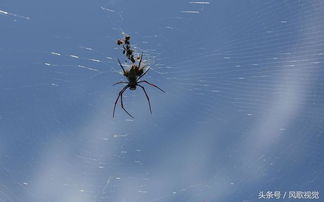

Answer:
[113,54,165,118]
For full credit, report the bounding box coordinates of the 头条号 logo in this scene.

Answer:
[258,191,320,200]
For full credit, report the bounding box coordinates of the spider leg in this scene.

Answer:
[117,59,126,74]
[120,88,134,118]
[137,68,150,80]
[137,84,152,114]
[138,52,143,68]
[113,85,129,118]
[112,81,128,86]
[138,80,165,93]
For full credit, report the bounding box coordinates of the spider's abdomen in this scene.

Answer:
[127,66,139,80]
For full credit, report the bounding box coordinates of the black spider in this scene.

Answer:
[113,54,165,118]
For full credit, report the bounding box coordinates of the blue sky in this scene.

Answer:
[1,0,324,201]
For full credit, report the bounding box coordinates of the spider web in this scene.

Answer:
[1,0,324,202]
